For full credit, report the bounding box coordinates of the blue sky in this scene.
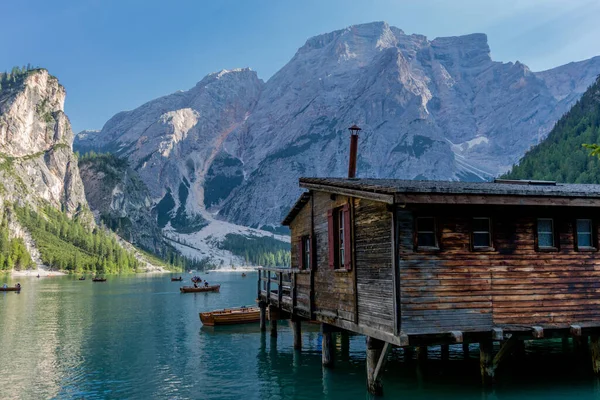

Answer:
[2,0,599,132]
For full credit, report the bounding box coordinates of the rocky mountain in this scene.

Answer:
[76,22,600,231]
[0,68,89,219]
[503,75,600,182]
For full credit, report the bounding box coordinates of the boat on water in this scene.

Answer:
[171,277,183,282]
[241,273,247,277]
[78,276,86,281]
[92,278,107,282]
[199,306,260,326]
[0,286,21,292]
[180,284,220,293]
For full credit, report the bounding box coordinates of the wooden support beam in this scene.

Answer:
[259,302,267,332]
[340,330,350,359]
[462,343,470,360]
[441,344,449,362]
[492,336,519,370]
[404,346,414,362]
[479,340,494,385]
[366,337,389,396]
[270,319,277,338]
[492,328,503,341]
[291,319,302,350]
[449,331,463,343]
[531,326,544,339]
[591,336,600,374]
[417,346,428,363]
[322,324,334,368]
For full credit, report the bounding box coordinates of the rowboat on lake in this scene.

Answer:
[171,277,183,281]
[78,276,86,281]
[92,278,107,282]
[199,306,260,326]
[241,273,247,277]
[180,284,220,293]
[0,286,21,292]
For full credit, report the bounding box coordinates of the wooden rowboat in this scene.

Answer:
[171,277,183,281]
[180,284,220,293]
[92,278,106,282]
[199,306,260,326]
[0,287,21,292]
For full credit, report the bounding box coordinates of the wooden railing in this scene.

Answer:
[257,267,296,309]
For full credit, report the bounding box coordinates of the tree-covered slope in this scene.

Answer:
[503,76,600,182]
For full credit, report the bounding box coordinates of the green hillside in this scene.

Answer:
[503,76,600,182]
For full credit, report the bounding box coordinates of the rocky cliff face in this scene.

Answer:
[0,69,90,220]
[76,22,600,230]
[78,154,167,255]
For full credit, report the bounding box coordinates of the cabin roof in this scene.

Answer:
[282,192,312,226]
[298,178,600,197]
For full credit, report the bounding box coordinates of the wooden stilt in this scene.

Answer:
[562,337,570,353]
[404,346,414,362]
[591,335,600,374]
[366,337,389,396]
[479,340,494,384]
[322,324,334,368]
[417,346,428,362]
[259,302,267,332]
[462,343,470,360]
[441,344,449,362]
[340,329,350,359]
[292,319,302,350]
[270,319,277,338]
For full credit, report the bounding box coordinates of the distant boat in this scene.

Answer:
[199,306,260,326]
[171,277,183,282]
[180,284,220,293]
[0,286,21,292]
[92,278,107,282]
[241,273,247,277]
[78,276,86,281]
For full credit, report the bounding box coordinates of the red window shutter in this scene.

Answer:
[343,204,352,271]
[297,240,304,269]
[327,210,335,269]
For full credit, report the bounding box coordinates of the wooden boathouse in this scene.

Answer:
[257,176,600,395]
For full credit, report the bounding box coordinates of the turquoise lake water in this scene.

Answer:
[2,271,600,399]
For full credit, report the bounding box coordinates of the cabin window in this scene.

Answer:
[297,235,312,269]
[537,218,556,249]
[472,217,492,249]
[416,217,437,249]
[576,219,595,250]
[327,205,352,270]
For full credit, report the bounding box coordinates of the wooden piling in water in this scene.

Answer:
[480,340,494,384]
[366,337,388,396]
[441,344,449,362]
[416,346,428,363]
[591,336,600,374]
[322,324,334,368]
[462,343,470,360]
[270,319,277,338]
[292,318,302,350]
[259,302,267,332]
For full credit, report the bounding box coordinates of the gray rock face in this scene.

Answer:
[77,22,600,230]
[78,155,166,254]
[76,68,264,232]
[0,69,90,221]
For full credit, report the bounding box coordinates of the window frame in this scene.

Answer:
[471,217,494,252]
[327,204,352,271]
[415,216,439,251]
[337,208,345,269]
[574,218,597,252]
[536,217,558,252]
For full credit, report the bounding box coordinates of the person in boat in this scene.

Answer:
[16,283,21,289]
[36,274,40,278]
[2,283,7,289]
[193,282,198,288]
[204,281,209,287]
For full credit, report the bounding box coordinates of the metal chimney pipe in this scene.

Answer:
[348,124,361,178]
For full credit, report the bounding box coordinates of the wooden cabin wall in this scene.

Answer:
[312,192,356,322]
[289,201,312,313]
[398,205,600,335]
[353,198,394,334]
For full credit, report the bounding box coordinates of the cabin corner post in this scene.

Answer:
[366,336,388,396]
[321,323,335,368]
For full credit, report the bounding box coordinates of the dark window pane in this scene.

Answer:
[538,232,554,247]
[473,218,490,232]
[418,232,436,247]
[537,219,553,234]
[417,218,434,232]
[473,232,490,248]
[578,233,592,247]
[577,219,592,234]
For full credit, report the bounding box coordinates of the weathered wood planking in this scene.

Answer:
[398,205,600,334]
